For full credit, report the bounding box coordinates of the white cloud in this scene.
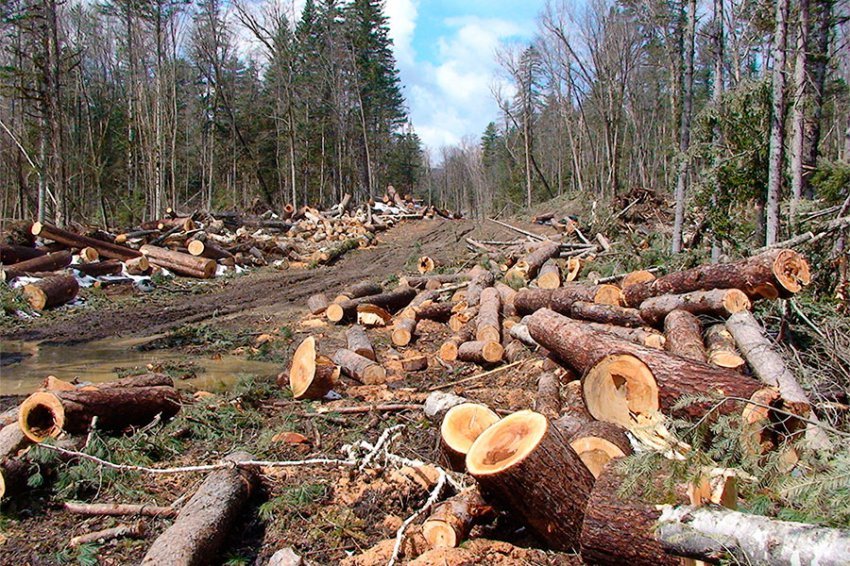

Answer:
[386,0,418,68]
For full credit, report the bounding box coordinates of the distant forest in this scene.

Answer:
[1,0,849,250]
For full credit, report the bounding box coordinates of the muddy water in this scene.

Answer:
[0,337,282,395]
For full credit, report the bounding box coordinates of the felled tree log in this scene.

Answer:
[534,371,561,420]
[663,310,707,362]
[187,239,233,261]
[439,324,476,361]
[505,240,561,286]
[621,269,656,288]
[0,250,71,281]
[494,282,517,318]
[307,293,330,315]
[418,256,436,274]
[527,309,768,428]
[392,317,417,346]
[285,337,339,399]
[457,341,503,365]
[71,259,124,277]
[23,275,80,310]
[356,304,393,326]
[465,266,495,307]
[515,285,623,315]
[623,249,810,307]
[413,301,453,321]
[18,380,181,442]
[639,288,751,326]
[32,222,141,261]
[583,322,666,349]
[0,457,30,500]
[571,301,646,327]
[332,349,386,385]
[141,451,259,566]
[705,324,746,369]
[140,245,216,278]
[567,420,632,478]
[536,261,561,289]
[326,286,416,323]
[124,256,150,275]
[0,243,45,264]
[346,325,375,361]
[422,488,496,549]
[503,339,528,362]
[449,305,477,331]
[334,281,383,302]
[476,287,501,343]
[315,238,358,264]
[466,411,595,551]
[440,403,500,471]
[78,247,99,263]
[399,273,469,290]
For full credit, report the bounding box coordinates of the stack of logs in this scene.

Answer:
[1,191,448,310]
[291,239,846,564]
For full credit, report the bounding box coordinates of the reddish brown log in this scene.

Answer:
[476,287,501,343]
[705,325,746,369]
[505,240,561,285]
[399,273,469,290]
[503,339,528,363]
[333,281,383,302]
[639,288,752,326]
[187,239,233,260]
[515,284,623,315]
[23,275,79,310]
[571,301,646,327]
[567,420,632,478]
[346,325,375,361]
[0,243,46,264]
[623,249,810,307]
[140,245,216,278]
[32,222,141,260]
[440,324,476,361]
[0,250,71,281]
[534,371,561,420]
[583,322,666,349]
[71,260,123,277]
[332,349,386,385]
[466,411,595,551]
[465,265,495,307]
[494,282,518,318]
[414,301,453,321]
[536,261,561,289]
[664,310,707,362]
[326,286,416,323]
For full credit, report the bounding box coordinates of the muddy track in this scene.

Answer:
[2,219,481,345]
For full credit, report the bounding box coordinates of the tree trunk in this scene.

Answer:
[326,286,417,323]
[789,0,810,227]
[307,293,330,315]
[663,310,707,362]
[534,371,561,420]
[140,245,216,278]
[476,287,501,343]
[346,325,375,361]
[332,349,386,385]
[32,222,141,260]
[536,261,561,289]
[671,0,696,254]
[23,275,79,310]
[464,266,495,307]
[504,240,560,285]
[439,324,476,361]
[466,411,595,551]
[766,0,790,245]
[334,281,383,302]
[515,285,623,315]
[399,273,469,290]
[391,317,417,346]
[639,288,751,326]
[440,403,500,472]
[567,420,632,478]
[457,341,503,365]
[1,250,71,281]
[422,488,495,549]
[141,451,259,566]
[286,337,339,400]
[704,324,745,369]
[72,260,124,278]
[571,301,646,327]
[0,244,46,264]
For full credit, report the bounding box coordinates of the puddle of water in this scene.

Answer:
[0,337,283,395]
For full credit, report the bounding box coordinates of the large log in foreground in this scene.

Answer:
[440,403,500,471]
[141,451,259,566]
[0,250,71,281]
[18,378,181,442]
[623,249,810,306]
[23,275,80,310]
[526,309,768,428]
[32,222,142,261]
[466,410,595,551]
[286,337,339,399]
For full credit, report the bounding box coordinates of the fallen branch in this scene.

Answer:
[487,218,549,241]
[70,522,145,547]
[307,404,422,416]
[428,360,526,391]
[64,501,178,518]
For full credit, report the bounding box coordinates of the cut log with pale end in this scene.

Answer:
[356,304,393,326]
[534,371,561,420]
[140,245,216,278]
[141,451,259,566]
[332,348,386,385]
[286,337,339,399]
[440,324,476,361]
[623,249,810,307]
[570,301,646,327]
[18,383,181,443]
[124,256,150,275]
[78,247,100,263]
[399,273,469,290]
[567,420,632,478]
[422,488,496,549]
[448,306,477,332]
[72,259,123,277]
[639,288,751,326]
[440,403,500,471]
[515,284,624,315]
[565,257,581,282]
[494,282,517,318]
[705,324,745,369]
[307,293,330,315]
[663,310,707,362]
[187,239,233,261]
[346,325,375,361]
[333,281,383,303]
[392,316,417,346]
[327,286,416,323]
[418,256,436,274]
[621,269,656,288]
[527,309,769,428]
[536,261,561,289]
[0,250,72,281]
[32,222,141,261]
[466,411,595,551]
[476,287,501,343]
[401,353,428,372]
[456,341,503,365]
[23,275,80,310]
[505,240,561,286]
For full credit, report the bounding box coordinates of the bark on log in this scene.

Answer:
[639,288,751,326]
[326,286,416,323]
[71,260,124,277]
[439,324,476,361]
[413,301,453,322]
[391,317,417,346]
[534,371,561,420]
[1,250,71,281]
[0,456,30,500]
[440,403,500,471]
[515,285,623,315]
[505,240,561,285]
[466,411,595,551]
[23,275,80,310]
[32,222,141,260]
[526,309,768,428]
[456,341,503,365]
[583,322,666,349]
[307,293,330,315]
[494,282,518,318]
[476,287,501,343]
[346,325,375,361]
[663,310,707,362]
[356,304,393,327]
[141,451,259,566]
[187,239,233,261]
[78,247,99,263]
[422,488,496,549]
[621,269,656,288]
[571,301,646,327]
[705,324,746,369]
[0,243,45,264]
[502,339,528,362]
[567,420,632,478]
[18,381,181,442]
[286,337,339,399]
[140,245,216,278]
[332,349,386,385]
[536,261,561,289]
[124,256,150,275]
[465,266,495,307]
[64,501,178,518]
[623,249,810,307]
[399,273,469,290]
[334,281,384,303]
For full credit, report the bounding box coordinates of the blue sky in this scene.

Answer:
[384,0,547,152]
